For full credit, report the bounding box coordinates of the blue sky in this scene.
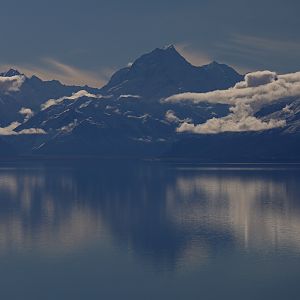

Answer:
[1,0,300,87]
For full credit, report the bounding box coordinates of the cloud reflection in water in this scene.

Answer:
[0,162,299,269]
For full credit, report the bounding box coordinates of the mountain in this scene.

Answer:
[162,131,300,163]
[8,45,241,156]
[0,69,100,126]
[2,45,300,161]
[0,137,17,156]
[101,45,243,99]
[162,94,300,162]
[0,69,23,77]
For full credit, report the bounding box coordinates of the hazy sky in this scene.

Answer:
[1,0,300,87]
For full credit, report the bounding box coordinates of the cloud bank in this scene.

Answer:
[177,103,286,134]
[165,70,300,133]
[0,75,25,92]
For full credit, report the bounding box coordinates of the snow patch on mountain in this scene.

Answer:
[41,90,101,110]
[60,119,78,133]
[118,94,141,100]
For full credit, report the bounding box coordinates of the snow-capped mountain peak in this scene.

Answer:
[0,69,23,77]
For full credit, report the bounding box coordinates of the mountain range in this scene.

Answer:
[1,45,300,161]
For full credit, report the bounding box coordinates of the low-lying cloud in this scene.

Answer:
[165,110,192,124]
[0,75,25,92]
[235,71,277,88]
[0,122,46,136]
[177,103,286,134]
[41,90,100,110]
[165,70,300,134]
[19,107,34,121]
[0,107,46,135]
[165,110,181,123]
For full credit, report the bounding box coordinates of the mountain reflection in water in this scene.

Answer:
[1,161,300,300]
[0,161,299,264]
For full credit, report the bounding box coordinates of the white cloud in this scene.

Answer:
[0,121,46,136]
[19,107,34,121]
[177,103,286,134]
[0,122,20,135]
[165,110,192,124]
[165,70,300,133]
[165,110,181,123]
[165,71,300,106]
[41,90,100,110]
[235,71,277,88]
[0,75,25,92]
[1,59,114,88]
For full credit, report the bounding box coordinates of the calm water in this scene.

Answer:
[0,160,300,300]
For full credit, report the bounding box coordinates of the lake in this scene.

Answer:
[0,160,300,300]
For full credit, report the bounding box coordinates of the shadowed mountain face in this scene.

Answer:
[101,45,243,99]
[0,138,16,156]
[163,131,300,163]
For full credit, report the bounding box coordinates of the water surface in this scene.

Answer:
[0,160,300,299]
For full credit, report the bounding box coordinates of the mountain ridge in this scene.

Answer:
[1,45,299,161]
[101,45,243,99]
